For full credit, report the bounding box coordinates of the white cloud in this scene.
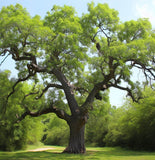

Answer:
[135,0,155,27]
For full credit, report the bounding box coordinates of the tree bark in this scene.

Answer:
[63,116,86,154]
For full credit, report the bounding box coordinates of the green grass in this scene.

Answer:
[0,146,155,160]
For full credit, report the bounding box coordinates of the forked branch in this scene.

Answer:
[7,72,36,102]
[35,83,63,100]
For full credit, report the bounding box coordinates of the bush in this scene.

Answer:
[43,115,69,146]
[104,86,155,151]
[85,99,110,147]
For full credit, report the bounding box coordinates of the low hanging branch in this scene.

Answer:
[16,103,70,123]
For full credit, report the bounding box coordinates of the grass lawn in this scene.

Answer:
[0,146,155,160]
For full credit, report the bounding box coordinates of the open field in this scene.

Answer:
[0,146,155,160]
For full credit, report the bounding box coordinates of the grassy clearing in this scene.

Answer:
[0,146,155,160]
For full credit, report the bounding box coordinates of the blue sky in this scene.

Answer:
[1,0,155,25]
[0,0,155,106]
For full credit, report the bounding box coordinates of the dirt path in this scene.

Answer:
[28,147,54,152]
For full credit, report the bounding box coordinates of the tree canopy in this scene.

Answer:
[0,3,155,153]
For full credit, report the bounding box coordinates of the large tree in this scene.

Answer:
[0,3,155,153]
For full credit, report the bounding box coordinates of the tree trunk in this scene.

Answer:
[63,117,86,154]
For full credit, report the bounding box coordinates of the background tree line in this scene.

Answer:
[0,70,154,151]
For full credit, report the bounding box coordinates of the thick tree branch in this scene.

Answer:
[51,68,80,115]
[17,103,70,123]
[80,81,107,114]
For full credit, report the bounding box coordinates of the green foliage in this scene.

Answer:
[0,71,45,151]
[85,99,110,147]
[81,2,119,44]
[104,86,155,151]
[0,4,42,52]
[43,114,69,146]
[43,4,88,79]
[118,18,152,43]
[80,3,154,98]
[0,3,154,104]
[24,117,45,145]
